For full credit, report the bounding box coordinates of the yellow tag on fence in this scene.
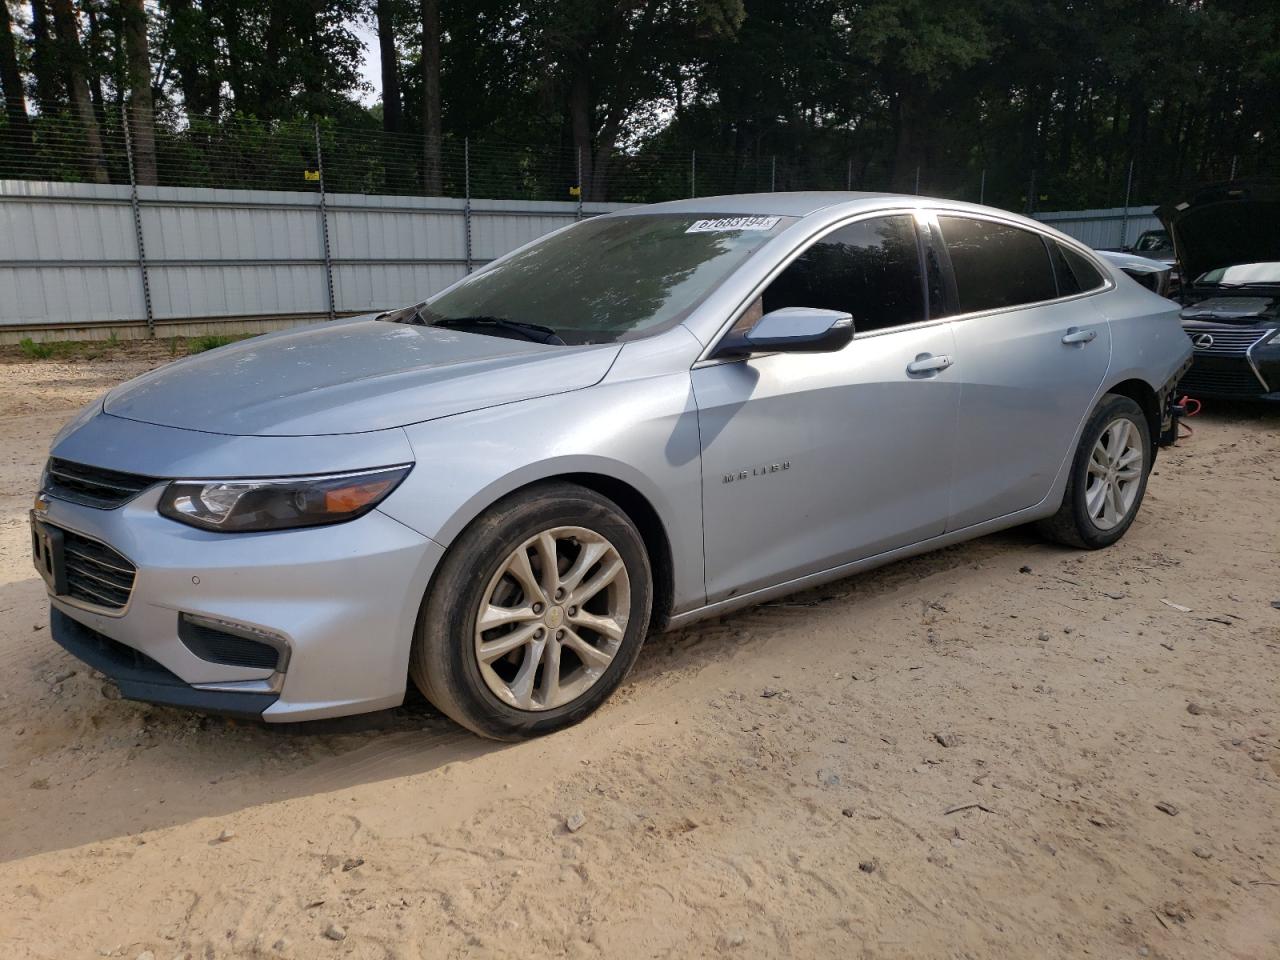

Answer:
[304,170,321,182]
[568,185,581,197]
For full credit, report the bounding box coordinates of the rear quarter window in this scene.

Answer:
[1053,242,1107,294]
[939,216,1058,313]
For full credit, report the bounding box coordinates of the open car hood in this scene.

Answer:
[1156,180,1280,284]
[104,316,621,437]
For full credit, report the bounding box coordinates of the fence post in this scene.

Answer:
[464,137,473,273]
[979,168,986,205]
[1025,167,1037,215]
[1229,154,1238,181]
[914,165,921,195]
[314,123,336,322]
[576,146,583,221]
[121,104,154,337]
[1118,159,1134,249]
[846,157,852,191]
[691,150,696,198]
[771,155,776,192]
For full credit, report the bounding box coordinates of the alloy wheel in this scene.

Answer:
[1085,417,1144,530]
[473,526,630,711]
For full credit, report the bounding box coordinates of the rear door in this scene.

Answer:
[692,213,960,603]
[934,215,1113,530]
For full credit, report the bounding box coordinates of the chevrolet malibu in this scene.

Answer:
[33,193,1193,739]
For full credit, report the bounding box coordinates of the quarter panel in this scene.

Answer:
[947,297,1112,529]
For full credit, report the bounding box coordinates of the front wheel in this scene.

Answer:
[1037,393,1152,549]
[410,482,652,740]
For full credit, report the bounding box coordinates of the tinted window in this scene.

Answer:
[761,215,924,332]
[1057,242,1105,292]
[421,213,793,345]
[939,216,1057,313]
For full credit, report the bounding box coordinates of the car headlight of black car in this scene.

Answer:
[158,465,412,532]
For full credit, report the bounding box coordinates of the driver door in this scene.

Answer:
[692,214,960,603]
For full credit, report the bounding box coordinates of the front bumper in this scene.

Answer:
[1178,325,1280,400]
[37,487,444,722]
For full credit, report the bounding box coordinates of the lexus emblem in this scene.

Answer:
[1191,333,1214,349]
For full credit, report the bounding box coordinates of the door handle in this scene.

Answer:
[906,354,954,375]
[1062,327,1098,345]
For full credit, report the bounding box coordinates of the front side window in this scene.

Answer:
[419,213,793,345]
[760,215,925,333]
[939,216,1058,313]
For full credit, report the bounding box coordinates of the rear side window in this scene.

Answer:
[1053,242,1106,294]
[762,215,924,333]
[939,216,1057,313]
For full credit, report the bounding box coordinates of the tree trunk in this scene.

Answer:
[50,0,109,182]
[420,0,441,194]
[121,0,156,184]
[889,82,926,193]
[162,0,215,117]
[0,0,36,154]
[28,0,61,114]
[82,0,106,113]
[568,67,593,200]
[376,0,402,133]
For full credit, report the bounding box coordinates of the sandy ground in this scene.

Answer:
[0,344,1277,960]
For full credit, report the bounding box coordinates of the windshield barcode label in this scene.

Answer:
[686,216,781,233]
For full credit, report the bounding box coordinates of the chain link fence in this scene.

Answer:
[3,108,1277,214]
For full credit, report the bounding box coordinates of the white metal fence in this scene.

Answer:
[0,179,629,339]
[1,177,1169,341]
[1033,205,1162,250]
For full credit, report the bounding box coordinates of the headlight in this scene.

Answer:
[158,465,412,532]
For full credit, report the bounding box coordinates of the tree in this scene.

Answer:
[122,0,157,183]
[27,0,62,115]
[420,0,440,192]
[50,0,109,182]
[1,0,36,154]
[375,0,402,132]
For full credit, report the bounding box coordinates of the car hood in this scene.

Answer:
[1180,296,1277,324]
[1156,180,1280,283]
[104,317,622,436]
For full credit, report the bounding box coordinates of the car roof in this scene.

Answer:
[615,191,915,218]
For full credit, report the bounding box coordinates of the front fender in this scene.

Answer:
[379,374,707,613]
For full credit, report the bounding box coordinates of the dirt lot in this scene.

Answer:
[0,345,1277,960]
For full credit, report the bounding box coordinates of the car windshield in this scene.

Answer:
[1193,261,1280,287]
[1132,230,1169,252]
[417,213,794,345]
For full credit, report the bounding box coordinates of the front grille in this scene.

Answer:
[1178,365,1266,398]
[1182,326,1270,358]
[45,458,156,509]
[61,529,137,610]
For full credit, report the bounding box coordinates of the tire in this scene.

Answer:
[410,481,652,740]
[1037,393,1152,550]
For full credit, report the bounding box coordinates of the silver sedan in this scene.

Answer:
[34,193,1193,739]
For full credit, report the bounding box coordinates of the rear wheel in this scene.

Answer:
[1037,393,1151,549]
[411,482,652,740]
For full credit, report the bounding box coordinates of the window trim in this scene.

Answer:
[695,207,937,365]
[927,209,1115,324]
[694,206,1116,366]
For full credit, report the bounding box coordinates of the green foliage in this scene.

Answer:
[0,0,1277,212]
[19,337,56,359]
[187,334,243,353]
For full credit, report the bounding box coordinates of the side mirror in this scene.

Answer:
[715,307,855,358]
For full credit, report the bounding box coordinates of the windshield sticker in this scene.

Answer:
[686,216,781,234]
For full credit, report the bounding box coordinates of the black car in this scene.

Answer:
[1157,181,1280,401]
